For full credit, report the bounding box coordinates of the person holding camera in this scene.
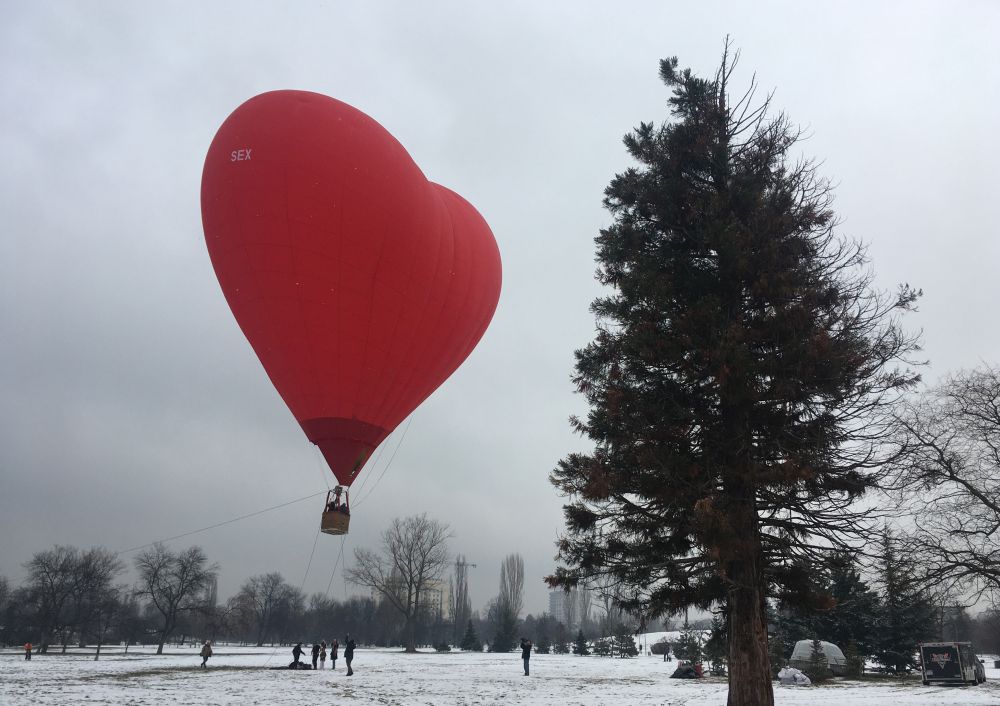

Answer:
[520,637,533,676]
[344,634,356,676]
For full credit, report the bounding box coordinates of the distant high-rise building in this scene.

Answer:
[206,576,218,607]
[549,588,565,622]
[549,587,580,631]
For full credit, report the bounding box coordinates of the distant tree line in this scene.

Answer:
[3,514,624,656]
[0,540,453,654]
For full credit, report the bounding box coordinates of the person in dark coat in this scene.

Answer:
[200,640,213,668]
[344,634,356,676]
[291,642,304,669]
[311,642,320,669]
[330,638,339,670]
[520,637,533,676]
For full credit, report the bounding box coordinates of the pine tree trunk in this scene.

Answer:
[725,509,773,706]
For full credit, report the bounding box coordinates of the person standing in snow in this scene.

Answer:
[311,642,320,669]
[319,641,327,669]
[24,642,32,661]
[330,638,339,671]
[520,637,533,676]
[200,640,213,668]
[291,642,304,669]
[344,634,356,676]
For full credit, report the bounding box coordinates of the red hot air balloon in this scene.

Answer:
[201,91,502,533]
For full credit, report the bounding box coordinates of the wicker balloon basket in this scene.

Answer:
[321,510,350,535]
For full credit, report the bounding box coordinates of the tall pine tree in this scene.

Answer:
[804,636,833,682]
[675,614,705,662]
[872,527,936,673]
[704,615,728,675]
[549,43,920,706]
[460,618,482,652]
[813,552,880,658]
[777,551,879,659]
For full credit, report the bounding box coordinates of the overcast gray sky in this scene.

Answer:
[1,1,998,617]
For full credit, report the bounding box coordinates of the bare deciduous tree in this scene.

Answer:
[88,584,124,661]
[578,581,593,632]
[590,572,627,635]
[134,543,218,654]
[70,547,124,659]
[491,553,524,651]
[24,545,79,652]
[232,572,297,646]
[450,555,473,645]
[887,366,1000,602]
[346,514,451,652]
[498,554,524,620]
[563,586,578,631]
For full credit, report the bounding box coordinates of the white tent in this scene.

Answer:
[789,640,847,676]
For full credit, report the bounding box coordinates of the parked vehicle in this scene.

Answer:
[919,642,986,685]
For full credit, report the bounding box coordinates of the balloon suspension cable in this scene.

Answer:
[353,416,413,508]
[315,447,333,490]
[349,418,399,497]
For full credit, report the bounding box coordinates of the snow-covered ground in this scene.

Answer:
[3,645,999,705]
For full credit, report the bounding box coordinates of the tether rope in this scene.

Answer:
[116,490,328,555]
[324,535,348,598]
[264,526,321,667]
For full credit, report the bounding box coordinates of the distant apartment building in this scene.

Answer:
[422,578,450,619]
[370,575,451,619]
[549,587,582,631]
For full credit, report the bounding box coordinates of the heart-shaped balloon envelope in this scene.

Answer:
[201,90,502,486]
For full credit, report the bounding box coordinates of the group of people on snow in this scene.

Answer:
[670,660,704,679]
[290,635,355,673]
[194,635,356,674]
